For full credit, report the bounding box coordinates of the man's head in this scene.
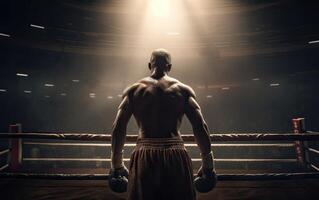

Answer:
[148,48,172,72]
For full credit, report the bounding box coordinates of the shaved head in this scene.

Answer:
[149,48,172,69]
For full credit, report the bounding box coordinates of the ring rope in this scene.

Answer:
[310,164,319,172]
[0,172,319,181]
[0,149,10,156]
[0,164,9,172]
[23,142,295,148]
[307,131,319,134]
[306,147,319,155]
[22,158,298,162]
[1,133,319,141]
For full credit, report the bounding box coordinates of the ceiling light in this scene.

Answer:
[197,85,205,89]
[30,24,45,29]
[270,83,280,87]
[0,33,10,37]
[252,78,260,81]
[16,73,29,77]
[308,40,319,44]
[24,90,32,94]
[206,95,213,98]
[221,87,230,90]
[89,93,96,98]
[150,0,171,17]
[0,89,7,92]
[44,83,54,87]
[72,79,80,83]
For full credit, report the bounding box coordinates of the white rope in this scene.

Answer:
[307,147,319,154]
[23,142,295,148]
[23,157,298,162]
[0,164,9,171]
[310,164,319,172]
[0,149,10,156]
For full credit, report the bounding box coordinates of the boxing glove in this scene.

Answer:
[108,166,129,193]
[194,167,217,193]
[194,151,217,193]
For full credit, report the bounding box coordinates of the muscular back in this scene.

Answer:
[126,75,193,138]
[111,73,211,163]
[111,50,213,170]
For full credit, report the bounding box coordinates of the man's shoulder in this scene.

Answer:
[122,83,140,97]
[178,83,196,98]
[168,77,196,98]
[122,79,149,97]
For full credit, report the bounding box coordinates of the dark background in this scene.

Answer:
[1,0,319,134]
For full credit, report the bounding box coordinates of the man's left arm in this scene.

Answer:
[111,94,132,169]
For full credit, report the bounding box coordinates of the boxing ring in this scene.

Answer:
[0,118,319,199]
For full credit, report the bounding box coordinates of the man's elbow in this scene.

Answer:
[112,124,126,136]
[192,121,208,132]
[193,127,207,136]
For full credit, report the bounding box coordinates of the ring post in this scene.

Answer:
[292,118,309,168]
[9,124,22,171]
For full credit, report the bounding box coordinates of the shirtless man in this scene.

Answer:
[110,49,216,200]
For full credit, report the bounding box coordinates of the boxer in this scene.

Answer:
[110,49,216,200]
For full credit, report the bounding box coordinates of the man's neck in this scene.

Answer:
[150,68,167,79]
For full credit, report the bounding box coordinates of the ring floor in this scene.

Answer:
[1,168,319,200]
[1,178,319,200]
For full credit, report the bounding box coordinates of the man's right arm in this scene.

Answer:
[110,84,138,169]
[184,87,215,171]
